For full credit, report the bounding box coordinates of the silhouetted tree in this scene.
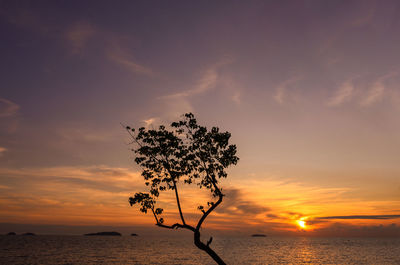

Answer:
[126,113,238,265]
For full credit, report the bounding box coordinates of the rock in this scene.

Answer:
[130,233,138,236]
[84,231,121,236]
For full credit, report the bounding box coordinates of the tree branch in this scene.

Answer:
[200,160,223,197]
[172,178,186,225]
[193,149,225,231]
[206,236,213,246]
[196,194,223,231]
[151,206,195,231]
[156,222,195,232]
[151,207,159,223]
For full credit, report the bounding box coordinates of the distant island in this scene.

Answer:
[6,232,16,236]
[22,232,36,236]
[84,231,121,236]
[131,233,138,236]
[251,234,267,237]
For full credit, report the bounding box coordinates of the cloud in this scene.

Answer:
[57,127,112,143]
[360,72,398,106]
[66,21,96,54]
[360,81,385,106]
[107,40,155,76]
[0,98,19,117]
[155,57,234,120]
[232,91,241,105]
[0,165,142,193]
[0,98,20,133]
[266,214,278,218]
[274,76,302,104]
[108,53,155,76]
[3,5,153,77]
[316,214,400,220]
[63,20,157,77]
[311,222,400,237]
[142,118,160,128]
[327,72,399,108]
[215,188,270,216]
[327,79,355,106]
[164,57,233,99]
[218,74,242,105]
[0,165,148,225]
[0,147,7,157]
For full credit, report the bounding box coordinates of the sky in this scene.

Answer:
[0,0,400,237]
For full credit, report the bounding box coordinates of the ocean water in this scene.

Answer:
[1,235,399,264]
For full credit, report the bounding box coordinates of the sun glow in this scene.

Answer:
[296,220,307,229]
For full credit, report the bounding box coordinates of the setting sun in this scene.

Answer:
[296,220,307,229]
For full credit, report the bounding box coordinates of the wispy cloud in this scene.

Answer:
[107,40,155,76]
[274,76,302,104]
[0,98,20,133]
[143,118,155,127]
[316,214,400,220]
[0,98,19,117]
[360,81,384,106]
[108,53,155,76]
[310,222,400,237]
[328,72,399,107]
[0,147,7,157]
[360,72,398,106]
[327,79,355,106]
[0,165,142,191]
[56,126,113,143]
[219,74,242,105]
[3,5,154,76]
[139,117,161,129]
[154,57,234,120]
[0,165,146,225]
[66,21,96,54]
[164,57,233,99]
[232,91,241,105]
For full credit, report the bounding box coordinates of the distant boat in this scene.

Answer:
[22,232,36,236]
[251,234,267,237]
[84,231,121,236]
[131,233,138,236]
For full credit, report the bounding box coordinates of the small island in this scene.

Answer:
[6,232,16,236]
[84,231,121,236]
[22,232,36,236]
[251,234,267,237]
[131,233,138,236]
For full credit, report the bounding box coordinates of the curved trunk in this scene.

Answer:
[194,230,226,265]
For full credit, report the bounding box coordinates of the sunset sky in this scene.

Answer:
[1,0,400,237]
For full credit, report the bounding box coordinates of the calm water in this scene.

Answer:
[1,235,399,264]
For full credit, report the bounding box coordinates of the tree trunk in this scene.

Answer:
[194,230,226,265]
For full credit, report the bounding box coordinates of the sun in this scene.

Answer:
[296,220,307,229]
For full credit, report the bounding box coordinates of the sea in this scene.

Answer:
[1,235,399,264]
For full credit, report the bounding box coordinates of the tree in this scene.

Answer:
[126,113,239,265]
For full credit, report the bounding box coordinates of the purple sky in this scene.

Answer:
[0,0,400,236]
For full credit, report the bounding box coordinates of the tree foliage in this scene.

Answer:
[126,113,238,265]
